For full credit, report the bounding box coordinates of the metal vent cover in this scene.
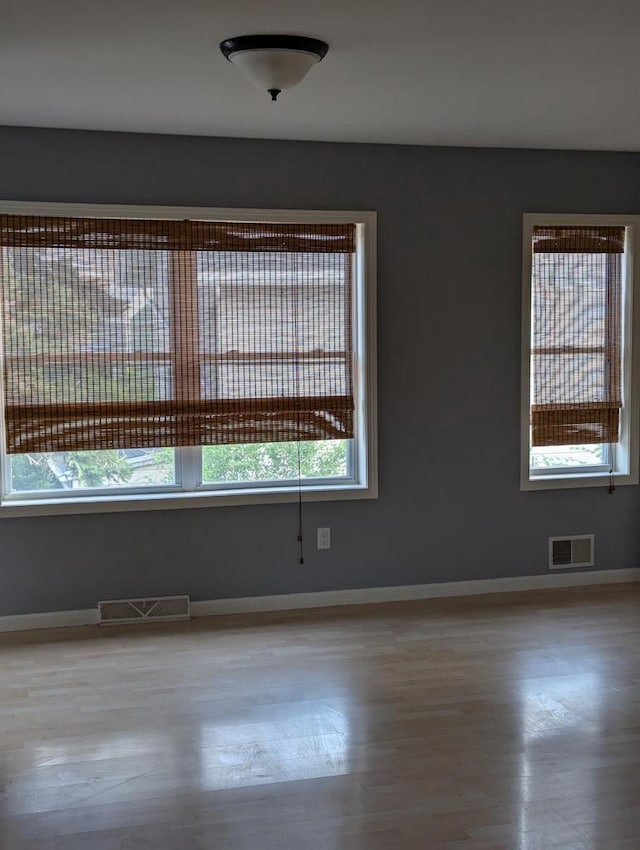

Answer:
[98,595,191,625]
[549,535,594,570]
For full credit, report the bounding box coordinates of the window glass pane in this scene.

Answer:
[8,448,175,493]
[202,440,349,484]
[530,444,607,470]
[196,251,351,447]
[2,246,173,453]
[531,250,612,408]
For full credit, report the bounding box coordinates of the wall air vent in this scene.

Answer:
[548,535,594,570]
[98,595,190,625]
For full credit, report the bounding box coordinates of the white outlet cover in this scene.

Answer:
[317,527,331,550]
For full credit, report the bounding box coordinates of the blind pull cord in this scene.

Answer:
[294,271,304,565]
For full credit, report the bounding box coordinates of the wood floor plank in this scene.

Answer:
[0,584,639,848]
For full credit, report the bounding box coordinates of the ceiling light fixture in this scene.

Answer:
[220,35,329,102]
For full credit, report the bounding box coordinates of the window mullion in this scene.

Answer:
[179,445,202,491]
[1,452,12,498]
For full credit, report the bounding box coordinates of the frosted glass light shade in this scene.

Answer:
[220,35,329,100]
[229,49,321,93]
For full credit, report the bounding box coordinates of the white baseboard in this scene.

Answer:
[190,568,640,617]
[1,568,638,634]
[0,607,98,633]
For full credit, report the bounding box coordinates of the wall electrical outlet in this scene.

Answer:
[317,527,331,550]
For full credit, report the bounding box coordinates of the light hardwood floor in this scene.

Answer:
[1,584,640,849]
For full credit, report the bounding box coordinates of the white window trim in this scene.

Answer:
[521,213,640,491]
[0,201,378,516]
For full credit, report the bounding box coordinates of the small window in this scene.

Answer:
[521,215,638,490]
[0,203,377,515]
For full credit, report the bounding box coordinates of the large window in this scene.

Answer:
[521,215,638,490]
[0,203,377,514]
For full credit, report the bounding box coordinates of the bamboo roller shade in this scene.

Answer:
[0,216,355,454]
[530,225,624,447]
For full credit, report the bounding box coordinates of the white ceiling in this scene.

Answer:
[2,0,640,150]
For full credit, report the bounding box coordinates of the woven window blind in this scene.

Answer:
[0,215,355,454]
[530,225,624,447]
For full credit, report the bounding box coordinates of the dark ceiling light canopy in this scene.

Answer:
[220,35,329,101]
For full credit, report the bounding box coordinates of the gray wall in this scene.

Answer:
[0,126,639,616]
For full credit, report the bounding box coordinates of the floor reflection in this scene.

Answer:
[518,673,601,848]
[31,732,165,767]
[5,699,352,821]
[5,731,178,818]
[199,698,351,790]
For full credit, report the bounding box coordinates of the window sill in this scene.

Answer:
[0,481,378,517]
[521,470,637,491]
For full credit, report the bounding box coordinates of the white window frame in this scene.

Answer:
[521,213,639,491]
[0,201,378,516]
